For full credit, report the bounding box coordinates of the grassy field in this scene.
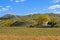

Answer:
[0,27,60,40]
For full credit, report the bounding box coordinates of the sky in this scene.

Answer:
[0,0,60,16]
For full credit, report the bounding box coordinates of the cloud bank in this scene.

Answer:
[49,4,60,9]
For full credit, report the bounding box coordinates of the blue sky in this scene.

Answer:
[0,0,60,16]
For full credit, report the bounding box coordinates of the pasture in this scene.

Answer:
[0,27,60,40]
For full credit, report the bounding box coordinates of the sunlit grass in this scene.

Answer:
[0,27,60,40]
[0,35,60,40]
[0,27,60,36]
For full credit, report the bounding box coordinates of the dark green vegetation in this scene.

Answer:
[0,13,60,28]
[48,18,57,27]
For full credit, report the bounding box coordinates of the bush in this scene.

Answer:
[47,18,57,27]
[29,25,35,28]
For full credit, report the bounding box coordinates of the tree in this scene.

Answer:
[34,14,51,26]
[47,18,57,27]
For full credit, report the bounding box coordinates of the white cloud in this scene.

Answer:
[54,10,56,11]
[52,0,60,3]
[2,8,9,11]
[6,6,11,8]
[48,4,60,9]
[10,0,25,2]
[15,0,25,2]
[15,0,20,2]
[0,6,11,12]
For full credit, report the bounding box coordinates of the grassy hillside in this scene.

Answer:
[0,13,60,27]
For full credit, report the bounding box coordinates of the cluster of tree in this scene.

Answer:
[30,14,57,28]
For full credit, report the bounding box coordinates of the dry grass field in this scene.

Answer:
[0,35,60,40]
[0,27,60,40]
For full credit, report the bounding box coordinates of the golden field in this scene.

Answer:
[0,35,60,40]
[0,27,60,40]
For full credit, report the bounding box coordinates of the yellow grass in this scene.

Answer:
[0,27,60,40]
[0,35,60,40]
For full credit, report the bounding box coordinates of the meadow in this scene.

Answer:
[0,27,60,40]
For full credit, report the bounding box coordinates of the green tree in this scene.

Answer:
[34,14,51,26]
[48,18,57,27]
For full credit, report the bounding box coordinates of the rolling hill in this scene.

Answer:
[0,13,60,27]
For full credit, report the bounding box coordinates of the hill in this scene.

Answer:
[0,13,60,27]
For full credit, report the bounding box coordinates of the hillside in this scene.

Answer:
[0,13,60,27]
